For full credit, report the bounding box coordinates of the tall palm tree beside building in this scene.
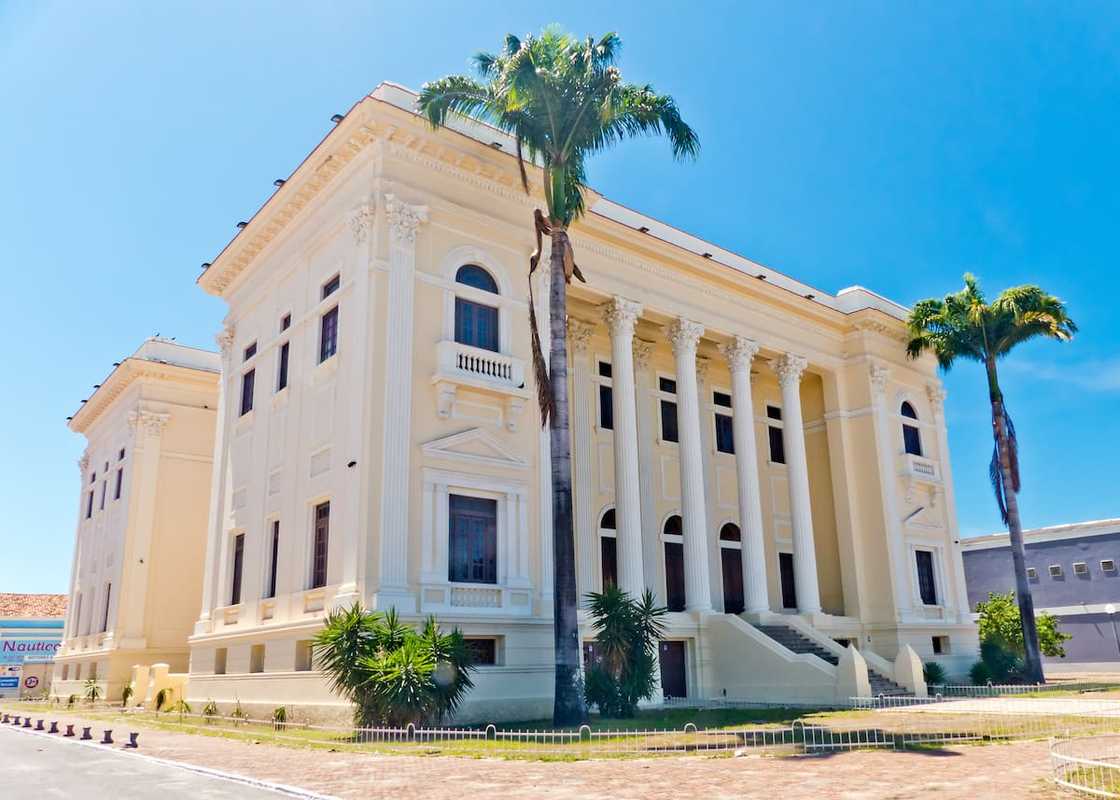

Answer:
[906,274,1076,683]
[419,29,698,724]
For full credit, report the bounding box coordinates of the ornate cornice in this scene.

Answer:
[719,335,760,372]
[70,361,218,435]
[128,408,171,437]
[854,317,909,344]
[384,194,428,245]
[667,318,704,355]
[602,297,642,337]
[775,353,809,388]
[348,200,377,244]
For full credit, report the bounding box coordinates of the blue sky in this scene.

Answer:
[2,2,1117,593]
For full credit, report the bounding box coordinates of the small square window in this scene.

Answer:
[766,405,783,421]
[1049,564,1063,578]
[659,377,677,394]
[931,635,951,656]
[322,274,340,299]
[118,448,125,461]
[465,638,498,666]
[713,391,732,408]
[249,644,265,674]
[243,341,257,361]
[1102,560,1116,573]
[280,313,291,331]
[598,361,612,379]
[1026,567,1038,579]
[294,640,312,672]
[1073,562,1089,576]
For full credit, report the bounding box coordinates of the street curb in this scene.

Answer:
[0,722,339,799]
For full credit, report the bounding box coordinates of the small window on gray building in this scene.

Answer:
[1102,560,1116,573]
[1026,567,1038,579]
[1048,564,1063,578]
[1073,561,1089,576]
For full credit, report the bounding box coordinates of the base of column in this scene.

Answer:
[371,588,417,614]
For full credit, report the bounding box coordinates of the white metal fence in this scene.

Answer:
[1052,735,1120,797]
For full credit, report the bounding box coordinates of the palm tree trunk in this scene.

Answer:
[987,360,1045,684]
[548,226,587,726]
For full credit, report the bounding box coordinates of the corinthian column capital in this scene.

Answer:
[128,408,170,437]
[632,338,655,371]
[384,194,428,245]
[869,362,891,398]
[215,324,236,362]
[667,318,704,355]
[567,318,595,354]
[775,353,808,388]
[348,200,377,243]
[720,336,760,372]
[602,297,643,337]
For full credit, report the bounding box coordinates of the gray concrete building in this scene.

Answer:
[961,519,1120,672]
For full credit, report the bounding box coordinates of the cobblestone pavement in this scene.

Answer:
[0,708,1063,800]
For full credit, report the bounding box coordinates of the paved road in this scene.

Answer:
[0,725,309,799]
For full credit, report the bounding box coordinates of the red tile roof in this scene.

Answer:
[0,593,68,619]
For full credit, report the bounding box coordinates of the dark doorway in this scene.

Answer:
[600,536,618,589]
[721,548,745,614]
[664,542,686,611]
[779,552,798,610]
[659,640,687,699]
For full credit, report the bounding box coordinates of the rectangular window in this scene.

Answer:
[598,361,613,379]
[1102,560,1117,573]
[214,647,227,675]
[322,274,340,299]
[664,541,686,612]
[264,520,280,599]
[99,480,106,510]
[454,298,500,352]
[715,412,734,454]
[768,425,785,464]
[659,377,677,394]
[319,306,339,362]
[294,640,312,672]
[600,535,618,589]
[660,400,679,442]
[766,405,782,421]
[230,533,245,605]
[599,385,614,430]
[113,467,123,500]
[448,494,498,584]
[1026,567,1038,579]
[249,644,265,674]
[240,369,255,415]
[1073,561,1089,576]
[86,490,94,519]
[1049,564,1063,578]
[101,583,111,632]
[916,550,937,605]
[280,312,291,332]
[932,636,943,655]
[311,502,330,588]
[277,341,289,391]
[903,424,922,456]
[713,391,732,408]
[779,552,798,609]
[243,341,257,361]
[465,638,498,666]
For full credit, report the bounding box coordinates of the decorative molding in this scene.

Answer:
[348,200,377,243]
[695,356,711,386]
[854,317,909,343]
[602,297,642,337]
[384,193,429,245]
[719,335,760,372]
[127,408,171,437]
[422,427,529,469]
[774,353,808,388]
[216,325,236,361]
[926,382,947,417]
[78,451,90,474]
[666,318,704,355]
[869,362,891,398]
[567,318,595,354]
[632,338,655,370]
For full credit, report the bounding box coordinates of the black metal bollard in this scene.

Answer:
[49,721,58,734]
[11,715,20,725]
[127,732,139,748]
[80,726,92,740]
[101,730,113,745]
[64,724,74,737]
[22,718,31,728]
[35,720,44,731]
[1,714,8,723]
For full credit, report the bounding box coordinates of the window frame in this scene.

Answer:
[765,403,786,464]
[319,304,339,363]
[712,387,734,455]
[310,501,331,589]
[661,514,686,612]
[239,368,255,416]
[448,493,499,585]
[914,548,938,606]
[598,507,617,590]
[657,373,679,444]
[452,264,502,354]
[596,358,614,432]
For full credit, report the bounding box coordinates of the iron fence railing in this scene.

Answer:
[1052,735,1120,797]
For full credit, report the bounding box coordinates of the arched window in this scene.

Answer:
[662,515,685,611]
[901,401,922,456]
[599,508,617,590]
[454,265,500,352]
[718,524,744,614]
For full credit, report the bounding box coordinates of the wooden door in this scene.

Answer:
[659,640,687,699]
[721,548,745,614]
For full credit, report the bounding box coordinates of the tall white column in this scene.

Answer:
[720,336,770,614]
[567,318,596,605]
[603,297,646,597]
[376,194,428,611]
[632,338,661,604]
[869,362,909,619]
[667,318,713,612]
[775,353,822,615]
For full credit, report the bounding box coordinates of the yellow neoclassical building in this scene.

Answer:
[56,83,978,721]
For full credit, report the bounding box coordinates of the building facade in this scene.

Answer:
[0,594,66,699]
[51,339,219,700]
[962,519,1120,672]
[187,82,977,721]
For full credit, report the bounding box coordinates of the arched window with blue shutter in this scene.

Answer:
[454,265,500,352]
[901,401,923,456]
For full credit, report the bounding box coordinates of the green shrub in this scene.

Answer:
[979,640,1022,682]
[582,586,667,718]
[154,687,170,711]
[272,706,288,729]
[923,661,947,686]
[121,685,134,707]
[231,699,247,724]
[66,694,77,709]
[202,699,219,722]
[977,591,1072,658]
[969,660,993,685]
[313,604,476,728]
[82,679,101,704]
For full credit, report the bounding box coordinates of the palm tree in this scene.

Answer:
[906,274,1076,683]
[419,29,698,725]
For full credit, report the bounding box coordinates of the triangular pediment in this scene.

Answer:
[422,427,528,469]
